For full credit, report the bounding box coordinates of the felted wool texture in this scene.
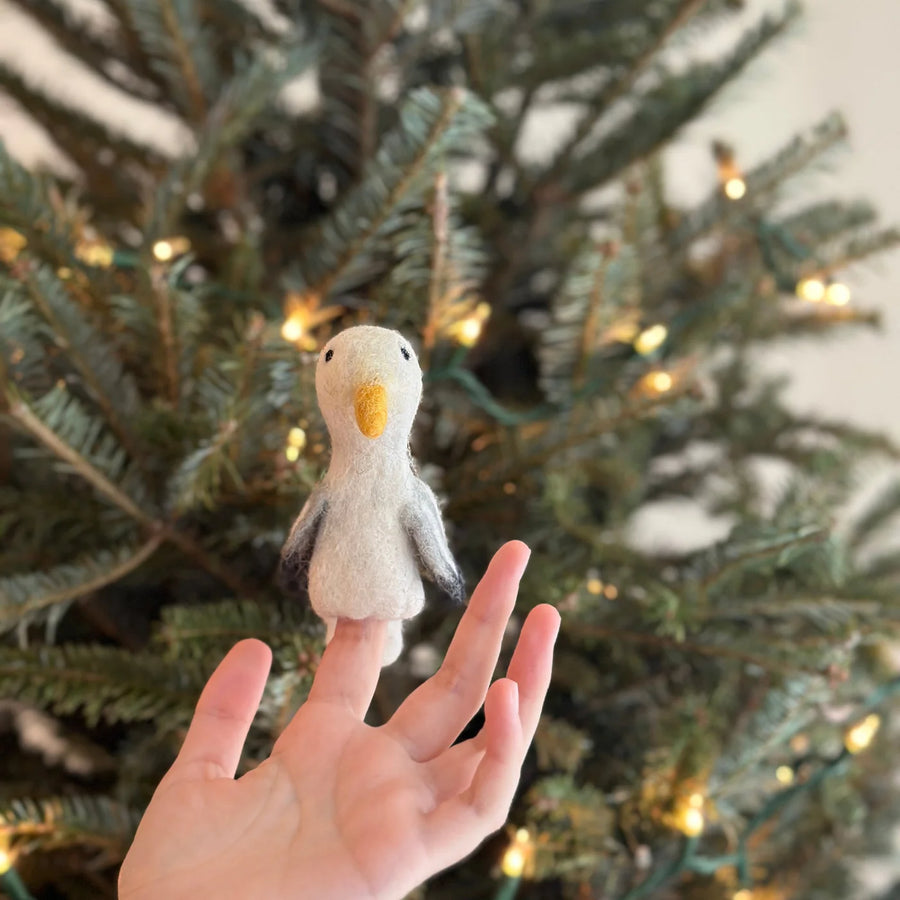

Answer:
[282,325,465,667]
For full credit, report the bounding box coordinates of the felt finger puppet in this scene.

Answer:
[279,325,465,666]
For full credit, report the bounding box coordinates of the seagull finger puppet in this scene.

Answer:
[279,325,465,666]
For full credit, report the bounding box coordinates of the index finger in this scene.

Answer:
[305,617,387,718]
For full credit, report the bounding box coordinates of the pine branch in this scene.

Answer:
[149,41,317,238]
[155,598,317,659]
[0,63,162,206]
[0,145,86,270]
[3,386,150,525]
[0,795,140,854]
[538,243,622,403]
[299,86,494,299]
[2,387,253,597]
[827,225,900,271]
[541,0,708,188]
[198,0,288,43]
[95,0,172,94]
[109,277,210,406]
[674,113,849,248]
[150,271,180,405]
[0,288,50,392]
[0,538,162,636]
[0,643,203,727]
[776,200,877,245]
[694,523,831,604]
[117,0,215,123]
[847,481,900,552]
[4,0,159,101]
[158,0,211,121]
[711,675,826,796]
[566,3,801,195]
[861,549,900,583]
[13,262,143,459]
[573,621,808,674]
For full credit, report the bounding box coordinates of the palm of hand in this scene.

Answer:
[119,542,558,900]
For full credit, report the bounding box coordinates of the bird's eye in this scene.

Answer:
[400,346,411,361]
[324,348,334,362]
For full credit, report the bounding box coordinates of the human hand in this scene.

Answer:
[118,541,559,900]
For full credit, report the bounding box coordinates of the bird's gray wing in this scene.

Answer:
[401,477,466,604]
[278,485,328,602]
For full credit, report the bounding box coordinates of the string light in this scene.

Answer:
[500,828,532,878]
[280,291,342,350]
[648,371,673,393]
[448,301,491,347]
[288,427,307,451]
[713,141,746,201]
[825,281,851,306]
[285,426,307,462]
[724,177,747,200]
[775,765,795,786]
[844,713,881,754]
[677,805,705,837]
[281,315,305,342]
[733,891,753,900]
[503,482,517,495]
[0,227,27,264]
[796,277,826,303]
[670,793,706,837]
[586,570,603,595]
[152,236,191,262]
[0,836,35,900]
[75,238,114,268]
[633,324,668,356]
[603,583,618,600]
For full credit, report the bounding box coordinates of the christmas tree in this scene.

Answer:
[1,1,900,897]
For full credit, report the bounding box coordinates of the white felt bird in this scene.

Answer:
[279,325,465,665]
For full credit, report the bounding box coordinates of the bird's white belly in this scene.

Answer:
[309,484,424,621]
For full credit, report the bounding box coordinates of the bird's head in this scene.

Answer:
[316,325,423,448]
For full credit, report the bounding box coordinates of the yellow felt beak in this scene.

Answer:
[354,383,388,438]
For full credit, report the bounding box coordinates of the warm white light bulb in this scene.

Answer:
[153,240,174,261]
[634,324,668,356]
[845,713,881,754]
[680,807,704,837]
[459,316,483,346]
[288,427,307,449]
[650,371,673,393]
[724,177,746,200]
[281,317,305,342]
[775,765,794,785]
[796,277,826,303]
[502,845,526,878]
[825,282,851,306]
